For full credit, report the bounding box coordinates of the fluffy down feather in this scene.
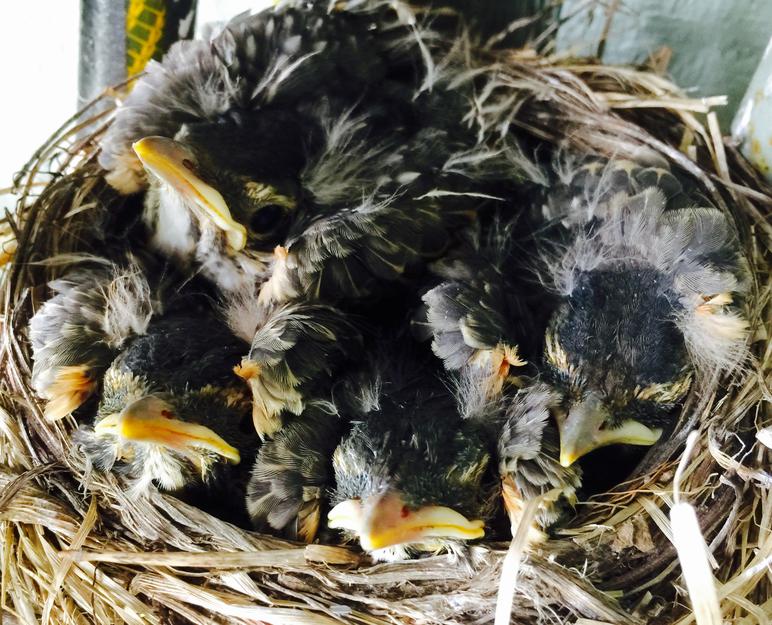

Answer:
[29,260,159,420]
[453,366,578,530]
[496,383,581,527]
[420,221,536,393]
[99,1,420,193]
[542,159,750,375]
[247,406,341,541]
[262,193,454,305]
[228,299,362,438]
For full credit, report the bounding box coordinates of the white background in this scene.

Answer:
[0,3,79,210]
[0,0,271,212]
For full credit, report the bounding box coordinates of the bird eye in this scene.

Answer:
[634,373,692,403]
[241,181,296,239]
[249,204,287,235]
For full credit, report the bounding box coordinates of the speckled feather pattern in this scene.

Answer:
[100,2,420,193]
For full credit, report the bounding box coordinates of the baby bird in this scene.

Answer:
[442,159,748,463]
[29,260,256,495]
[538,158,750,467]
[222,294,362,438]
[247,339,495,559]
[97,1,546,442]
[99,2,480,302]
[30,259,160,421]
[459,369,581,533]
[419,218,542,397]
[419,156,750,532]
[327,359,493,560]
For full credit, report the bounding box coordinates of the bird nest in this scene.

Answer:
[1,41,770,625]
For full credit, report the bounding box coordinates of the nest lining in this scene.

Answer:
[0,28,770,625]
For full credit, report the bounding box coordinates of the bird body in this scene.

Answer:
[96,0,545,443]
[418,155,749,533]
[327,346,494,560]
[76,311,256,496]
[99,1,493,299]
[453,363,580,537]
[223,294,363,438]
[30,260,159,421]
[29,261,256,496]
[419,218,542,397]
[247,338,497,559]
[538,158,749,466]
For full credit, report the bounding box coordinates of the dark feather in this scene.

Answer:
[99,2,425,193]
[247,407,342,541]
[496,384,581,526]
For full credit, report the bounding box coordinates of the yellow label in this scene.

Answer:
[126,0,166,77]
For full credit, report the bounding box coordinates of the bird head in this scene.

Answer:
[543,267,693,467]
[328,387,491,560]
[540,183,749,467]
[133,111,313,290]
[78,387,241,493]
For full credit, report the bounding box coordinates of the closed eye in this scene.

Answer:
[634,373,692,403]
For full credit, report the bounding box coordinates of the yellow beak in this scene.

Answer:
[328,491,484,552]
[132,136,247,251]
[557,395,663,467]
[94,397,240,464]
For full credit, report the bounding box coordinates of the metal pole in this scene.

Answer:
[78,0,127,108]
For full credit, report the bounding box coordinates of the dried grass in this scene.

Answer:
[0,23,769,625]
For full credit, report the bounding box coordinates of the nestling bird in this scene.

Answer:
[29,260,256,495]
[97,0,551,443]
[537,158,750,467]
[98,1,497,302]
[453,364,581,536]
[418,218,542,397]
[247,339,496,559]
[437,158,751,474]
[222,294,362,438]
[418,157,749,532]
[245,405,344,543]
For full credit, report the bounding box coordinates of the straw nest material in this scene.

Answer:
[1,18,770,625]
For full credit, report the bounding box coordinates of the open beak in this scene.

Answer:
[132,136,247,251]
[94,397,240,464]
[328,491,484,552]
[556,395,662,467]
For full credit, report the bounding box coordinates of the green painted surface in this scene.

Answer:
[556,0,772,129]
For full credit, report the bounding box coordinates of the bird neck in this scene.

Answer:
[143,187,198,262]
